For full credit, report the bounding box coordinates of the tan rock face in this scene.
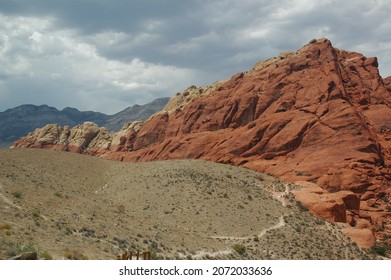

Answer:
[12,38,391,246]
[12,122,112,155]
[163,81,227,113]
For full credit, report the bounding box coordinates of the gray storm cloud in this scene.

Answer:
[0,0,390,113]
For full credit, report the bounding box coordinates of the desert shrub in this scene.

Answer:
[315,219,325,225]
[294,225,302,233]
[113,237,128,248]
[117,204,125,213]
[19,242,36,253]
[64,249,88,260]
[371,242,391,257]
[0,240,19,257]
[40,251,53,260]
[79,227,95,237]
[0,241,36,256]
[295,171,313,176]
[296,200,309,212]
[54,192,62,198]
[65,227,73,236]
[0,240,36,257]
[12,191,22,199]
[32,209,41,218]
[0,223,11,230]
[232,244,246,255]
[371,245,387,256]
[149,242,159,260]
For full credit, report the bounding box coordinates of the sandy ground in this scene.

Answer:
[0,148,377,259]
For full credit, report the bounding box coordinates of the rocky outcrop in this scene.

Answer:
[12,122,109,154]
[163,81,227,113]
[12,121,145,156]
[12,38,391,246]
[294,182,360,223]
[341,227,376,248]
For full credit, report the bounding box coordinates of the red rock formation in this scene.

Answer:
[341,227,376,248]
[12,38,391,246]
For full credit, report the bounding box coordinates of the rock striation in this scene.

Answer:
[12,39,391,246]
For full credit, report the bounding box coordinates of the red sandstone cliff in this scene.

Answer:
[12,39,391,247]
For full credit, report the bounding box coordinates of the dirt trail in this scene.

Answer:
[199,182,292,259]
[209,215,285,241]
[184,249,233,260]
[188,215,286,259]
[272,183,290,207]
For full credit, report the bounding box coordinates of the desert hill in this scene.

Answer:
[0,148,379,259]
[12,38,391,247]
[0,97,169,146]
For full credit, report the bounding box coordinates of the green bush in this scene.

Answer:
[18,242,36,254]
[54,192,62,198]
[12,191,22,199]
[40,251,53,260]
[232,244,246,255]
[371,245,386,256]
[371,243,391,256]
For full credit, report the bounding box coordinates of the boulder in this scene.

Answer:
[341,228,375,248]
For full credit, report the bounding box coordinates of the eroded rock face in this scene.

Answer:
[12,38,391,245]
[12,122,112,155]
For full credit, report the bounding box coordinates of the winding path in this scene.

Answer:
[272,183,290,207]
[169,182,293,259]
[209,215,285,241]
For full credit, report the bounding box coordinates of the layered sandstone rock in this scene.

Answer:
[12,121,145,156]
[12,38,391,245]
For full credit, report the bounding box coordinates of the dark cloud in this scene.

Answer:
[0,0,390,114]
[0,0,198,34]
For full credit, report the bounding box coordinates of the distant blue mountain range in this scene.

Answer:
[0,97,169,146]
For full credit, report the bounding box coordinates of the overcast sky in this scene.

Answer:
[0,0,390,114]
